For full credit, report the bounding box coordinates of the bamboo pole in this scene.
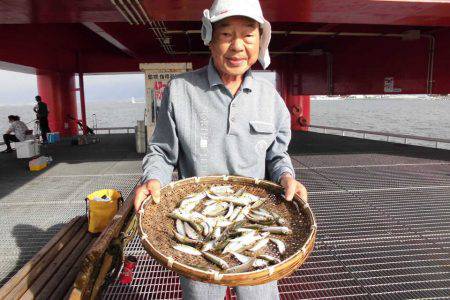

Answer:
[89,254,114,300]
[50,239,96,300]
[35,232,94,300]
[72,186,136,298]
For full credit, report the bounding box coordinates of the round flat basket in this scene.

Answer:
[138,175,316,286]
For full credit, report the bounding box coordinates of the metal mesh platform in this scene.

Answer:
[103,132,450,299]
[0,134,143,287]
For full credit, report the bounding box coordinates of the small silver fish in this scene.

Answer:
[235,206,251,222]
[230,251,251,263]
[249,238,270,252]
[212,226,222,240]
[179,192,206,211]
[202,252,229,270]
[229,206,242,221]
[201,240,215,252]
[215,218,232,227]
[210,185,234,196]
[224,202,235,219]
[208,194,252,206]
[225,258,255,273]
[202,202,229,217]
[184,222,200,240]
[201,221,211,237]
[269,238,286,254]
[250,197,266,209]
[168,209,205,223]
[190,221,204,234]
[234,187,246,197]
[175,219,186,236]
[204,199,218,206]
[223,232,264,254]
[173,244,202,256]
[252,208,273,218]
[172,230,202,246]
[242,192,260,203]
[246,213,274,224]
[258,254,281,264]
[242,223,265,230]
[271,211,287,226]
[235,228,256,233]
[253,258,269,268]
[261,226,292,235]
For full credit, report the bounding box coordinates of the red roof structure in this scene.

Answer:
[0,0,449,134]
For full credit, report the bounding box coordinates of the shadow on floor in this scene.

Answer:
[0,223,64,288]
[289,131,450,162]
[0,134,143,200]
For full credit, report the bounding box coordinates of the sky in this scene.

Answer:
[0,70,38,105]
[0,69,276,106]
[0,70,146,105]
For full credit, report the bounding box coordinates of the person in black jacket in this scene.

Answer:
[33,95,51,143]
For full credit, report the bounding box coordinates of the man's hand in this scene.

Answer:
[134,179,161,213]
[280,173,308,202]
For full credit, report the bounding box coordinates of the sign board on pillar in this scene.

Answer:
[384,77,402,93]
[139,62,193,142]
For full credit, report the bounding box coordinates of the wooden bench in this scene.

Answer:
[0,188,136,300]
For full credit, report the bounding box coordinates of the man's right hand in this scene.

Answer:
[134,179,161,213]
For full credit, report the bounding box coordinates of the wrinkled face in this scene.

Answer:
[209,16,260,77]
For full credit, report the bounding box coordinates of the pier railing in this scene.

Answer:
[78,126,135,134]
[0,127,134,147]
[308,124,450,149]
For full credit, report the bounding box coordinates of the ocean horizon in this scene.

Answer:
[1,97,449,146]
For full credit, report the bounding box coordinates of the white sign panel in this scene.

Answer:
[139,63,193,141]
[384,77,402,93]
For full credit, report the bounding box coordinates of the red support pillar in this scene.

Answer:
[36,70,78,136]
[78,71,88,135]
[278,57,311,131]
[77,52,88,135]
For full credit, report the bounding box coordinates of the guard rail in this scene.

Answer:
[308,124,450,148]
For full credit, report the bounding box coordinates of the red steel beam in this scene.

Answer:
[82,22,138,58]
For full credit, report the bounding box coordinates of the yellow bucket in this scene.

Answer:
[29,163,48,171]
[85,189,123,233]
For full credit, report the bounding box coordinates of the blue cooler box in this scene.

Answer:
[47,132,60,144]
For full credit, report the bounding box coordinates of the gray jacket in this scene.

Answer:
[142,60,295,186]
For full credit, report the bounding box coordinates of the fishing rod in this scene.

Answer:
[66,115,95,135]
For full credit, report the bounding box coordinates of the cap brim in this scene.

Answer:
[210,11,265,24]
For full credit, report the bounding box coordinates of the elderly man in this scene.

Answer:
[134,0,307,299]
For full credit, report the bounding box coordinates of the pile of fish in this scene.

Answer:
[168,185,291,273]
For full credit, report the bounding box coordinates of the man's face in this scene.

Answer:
[209,16,260,77]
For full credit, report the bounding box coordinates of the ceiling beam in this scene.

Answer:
[276,24,338,53]
[82,22,138,58]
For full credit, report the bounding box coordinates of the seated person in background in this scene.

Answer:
[2,115,29,153]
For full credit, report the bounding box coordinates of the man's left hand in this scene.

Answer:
[280,173,308,202]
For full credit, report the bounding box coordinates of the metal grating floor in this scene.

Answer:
[103,132,450,299]
[0,134,143,286]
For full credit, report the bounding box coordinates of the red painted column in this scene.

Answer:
[36,70,78,136]
[278,57,310,132]
[78,71,88,135]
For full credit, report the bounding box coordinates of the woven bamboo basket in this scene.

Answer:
[138,175,316,286]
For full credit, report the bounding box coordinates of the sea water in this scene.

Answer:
[1,98,449,141]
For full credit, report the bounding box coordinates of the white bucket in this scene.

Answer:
[16,140,39,159]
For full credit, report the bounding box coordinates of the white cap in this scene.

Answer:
[201,0,272,69]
